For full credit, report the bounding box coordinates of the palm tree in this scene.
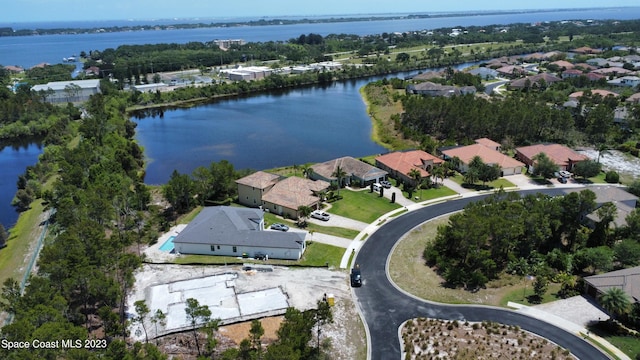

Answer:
[449,156,462,172]
[297,205,313,227]
[408,168,422,199]
[331,165,347,195]
[599,287,631,319]
[407,168,422,187]
[596,143,610,164]
[302,165,315,179]
[463,167,479,185]
[431,165,445,186]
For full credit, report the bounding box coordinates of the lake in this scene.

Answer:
[0,143,43,228]
[133,79,388,185]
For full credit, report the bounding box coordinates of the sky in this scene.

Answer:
[1,0,639,23]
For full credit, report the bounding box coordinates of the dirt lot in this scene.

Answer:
[128,264,366,359]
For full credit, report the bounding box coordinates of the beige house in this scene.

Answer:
[236,171,329,219]
[310,156,387,187]
[375,150,443,185]
[261,177,330,219]
[441,143,524,176]
[236,171,281,208]
[515,144,589,172]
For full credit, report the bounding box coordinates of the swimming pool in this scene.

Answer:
[159,236,175,252]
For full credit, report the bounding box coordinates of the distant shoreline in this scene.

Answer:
[1,7,634,37]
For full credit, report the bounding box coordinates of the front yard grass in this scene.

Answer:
[263,212,359,239]
[401,184,457,201]
[328,189,401,223]
[174,241,344,268]
[588,326,640,359]
[449,173,515,190]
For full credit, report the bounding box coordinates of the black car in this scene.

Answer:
[350,265,362,287]
[557,177,567,184]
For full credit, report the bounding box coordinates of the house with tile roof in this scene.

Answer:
[261,176,330,220]
[508,73,562,90]
[515,143,590,172]
[375,150,444,185]
[562,69,584,79]
[236,171,329,220]
[495,65,526,78]
[625,93,640,104]
[172,206,306,260]
[549,60,575,70]
[441,143,524,176]
[236,171,281,208]
[569,89,619,102]
[310,156,387,188]
[474,138,501,151]
[584,265,640,305]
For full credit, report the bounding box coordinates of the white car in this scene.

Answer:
[372,183,382,191]
[311,210,330,221]
[559,170,572,178]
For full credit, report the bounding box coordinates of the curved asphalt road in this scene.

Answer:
[353,188,609,360]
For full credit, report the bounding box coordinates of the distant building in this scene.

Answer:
[213,39,246,50]
[406,81,476,97]
[31,79,101,103]
[220,66,272,81]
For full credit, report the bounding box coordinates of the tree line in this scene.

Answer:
[424,190,640,325]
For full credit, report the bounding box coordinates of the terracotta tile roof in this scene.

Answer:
[235,171,280,189]
[474,137,501,150]
[550,60,574,69]
[569,89,619,100]
[515,144,590,167]
[592,67,633,75]
[572,46,602,54]
[261,177,329,211]
[626,93,640,103]
[509,73,562,88]
[442,144,524,169]
[376,150,443,178]
[585,72,606,81]
[311,156,387,181]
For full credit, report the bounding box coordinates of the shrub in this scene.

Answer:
[605,171,620,183]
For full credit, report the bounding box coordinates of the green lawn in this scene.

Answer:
[402,184,457,201]
[588,325,640,359]
[328,189,401,223]
[450,173,515,190]
[263,212,359,239]
[499,282,562,307]
[174,241,344,268]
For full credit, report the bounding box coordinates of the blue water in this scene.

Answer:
[159,236,176,252]
[0,142,43,229]
[1,8,639,68]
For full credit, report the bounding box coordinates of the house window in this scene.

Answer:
[217,245,220,249]
[210,245,215,252]
[233,246,237,253]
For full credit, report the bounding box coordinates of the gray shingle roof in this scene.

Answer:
[173,206,304,249]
